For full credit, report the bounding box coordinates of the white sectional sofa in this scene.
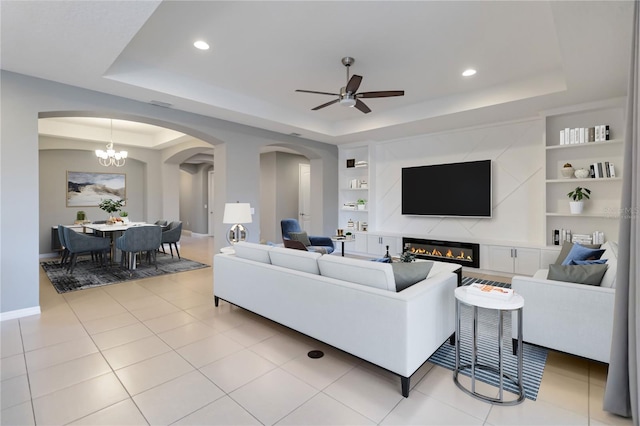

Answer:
[511,241,618,363]
[213,241,461,397]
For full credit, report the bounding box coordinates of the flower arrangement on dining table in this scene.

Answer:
[99,199,125,224]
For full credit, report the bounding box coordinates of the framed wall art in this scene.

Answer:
[66,171,126,207]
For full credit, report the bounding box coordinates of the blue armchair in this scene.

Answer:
[281,218,334,254]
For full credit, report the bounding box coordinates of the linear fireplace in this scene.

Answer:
[402,237,480,269]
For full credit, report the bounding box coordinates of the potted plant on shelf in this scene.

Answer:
[567,186,591,214]
[357,199,367,210]
[99,198,125,224]
[119,211,129,224]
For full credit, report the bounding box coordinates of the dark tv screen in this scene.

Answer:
[402,160,492,217]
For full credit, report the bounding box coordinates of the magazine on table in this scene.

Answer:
[468,283,514,299]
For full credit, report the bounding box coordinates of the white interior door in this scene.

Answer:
[208,171,215,236]
[299,164,311,232]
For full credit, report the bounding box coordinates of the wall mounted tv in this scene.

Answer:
[402,160,492,217]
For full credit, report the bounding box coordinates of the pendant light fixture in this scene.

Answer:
[96,119,127,167]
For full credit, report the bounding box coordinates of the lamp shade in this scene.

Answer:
[223,203,252,224]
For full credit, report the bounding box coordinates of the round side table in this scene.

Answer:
[453,286,525,405]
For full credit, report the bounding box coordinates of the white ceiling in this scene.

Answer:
[1,1,634,145]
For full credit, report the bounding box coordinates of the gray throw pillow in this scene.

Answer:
[554,242,602,265]
[391,261,434,292]
[288,231,311,247]
[547,264,608,286]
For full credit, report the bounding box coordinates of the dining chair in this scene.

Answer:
[57,225,70,266]
[160,221,183,259]
[62,226,111,273]
[115,225,162,270]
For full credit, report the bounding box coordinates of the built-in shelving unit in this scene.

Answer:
[544,100,624,246]
[339,144,370,235]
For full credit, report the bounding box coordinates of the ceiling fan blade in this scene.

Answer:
[355,99,371,114]
[345,75,362,94]
[296,89,340,96]
[357,90,405,98]
[312,98,340,111]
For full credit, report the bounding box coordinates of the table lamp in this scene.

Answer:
[223,202,252,244]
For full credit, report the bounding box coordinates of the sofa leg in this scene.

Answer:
[401,376,410,397]
[512,338,518,356]
[449,332,456,345]
[214,296,219,307]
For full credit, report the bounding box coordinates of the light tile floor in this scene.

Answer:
[1,235,633,425]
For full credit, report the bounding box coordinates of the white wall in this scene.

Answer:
[371,118,545,245]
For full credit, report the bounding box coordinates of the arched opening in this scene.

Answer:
[37,115,216,256]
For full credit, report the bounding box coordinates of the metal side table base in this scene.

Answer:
[453,286,525,405]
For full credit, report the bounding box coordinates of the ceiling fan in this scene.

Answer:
[295,57,404,114]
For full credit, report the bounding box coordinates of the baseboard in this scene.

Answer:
[1,306,41,321]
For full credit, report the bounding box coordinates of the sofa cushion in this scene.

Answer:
[289,231,311,246]
[547,264,608,286]
[599,241,618,288]
[318,255,395,291]
[233,241,272,264]
[560,244,605,265]
[269,246,322,274]
[569,259,608,265]
[391,261,434,291]
[554,241,602,265]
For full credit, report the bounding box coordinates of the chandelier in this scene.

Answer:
[95,120,128,167]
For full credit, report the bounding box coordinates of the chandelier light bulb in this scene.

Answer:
[96,120,127,167]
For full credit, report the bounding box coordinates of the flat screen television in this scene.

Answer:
[402,160,492,217]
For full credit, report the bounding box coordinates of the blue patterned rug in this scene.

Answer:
[427,277,548,400]
[41,255,209,293]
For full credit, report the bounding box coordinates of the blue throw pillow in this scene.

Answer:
[569,259,608,265]
[561,243,606,265]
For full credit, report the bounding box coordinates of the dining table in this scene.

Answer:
[82,222,150,264]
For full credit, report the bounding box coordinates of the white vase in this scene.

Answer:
[569,201,584,214]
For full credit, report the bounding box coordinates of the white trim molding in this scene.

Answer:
[1,306,41,321]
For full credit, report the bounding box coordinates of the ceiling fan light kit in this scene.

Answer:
[296,57,404,114]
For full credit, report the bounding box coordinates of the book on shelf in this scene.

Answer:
[467,283,514,299]
[590,162,616,179]
[572,234,593,245]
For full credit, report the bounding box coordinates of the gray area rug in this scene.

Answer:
[41,255,210,293]
[428,277,548,400]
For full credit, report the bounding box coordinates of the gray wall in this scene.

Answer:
[39,149,146,254]
[179,164,213,234]
[260,152,310,243]
[1,70,338,316]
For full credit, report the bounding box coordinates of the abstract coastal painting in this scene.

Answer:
[66,171,126,207]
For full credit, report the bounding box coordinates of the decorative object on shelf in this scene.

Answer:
[223,202,252,244]
[95,119,128,167]
[574,168,590,179]
[76,211,86,221]
[561,163,575,178]
[567,186,591,215]
[355,160,368,168]
[357,199,367,210]
[346,159,355,168]
[347,218,354,230]
[98,198,125,223]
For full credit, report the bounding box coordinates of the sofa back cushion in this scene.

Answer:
[599,241,618,288]
[269,246,322,274]
[233,241,272,264]
[318,255,395,291]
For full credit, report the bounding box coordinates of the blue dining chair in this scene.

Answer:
[62,226,111,273]
[116,225,162,270]
[160,221,183,259]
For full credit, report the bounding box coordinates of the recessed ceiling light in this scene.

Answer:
[462,69,477,77]
[194,40,210,50]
